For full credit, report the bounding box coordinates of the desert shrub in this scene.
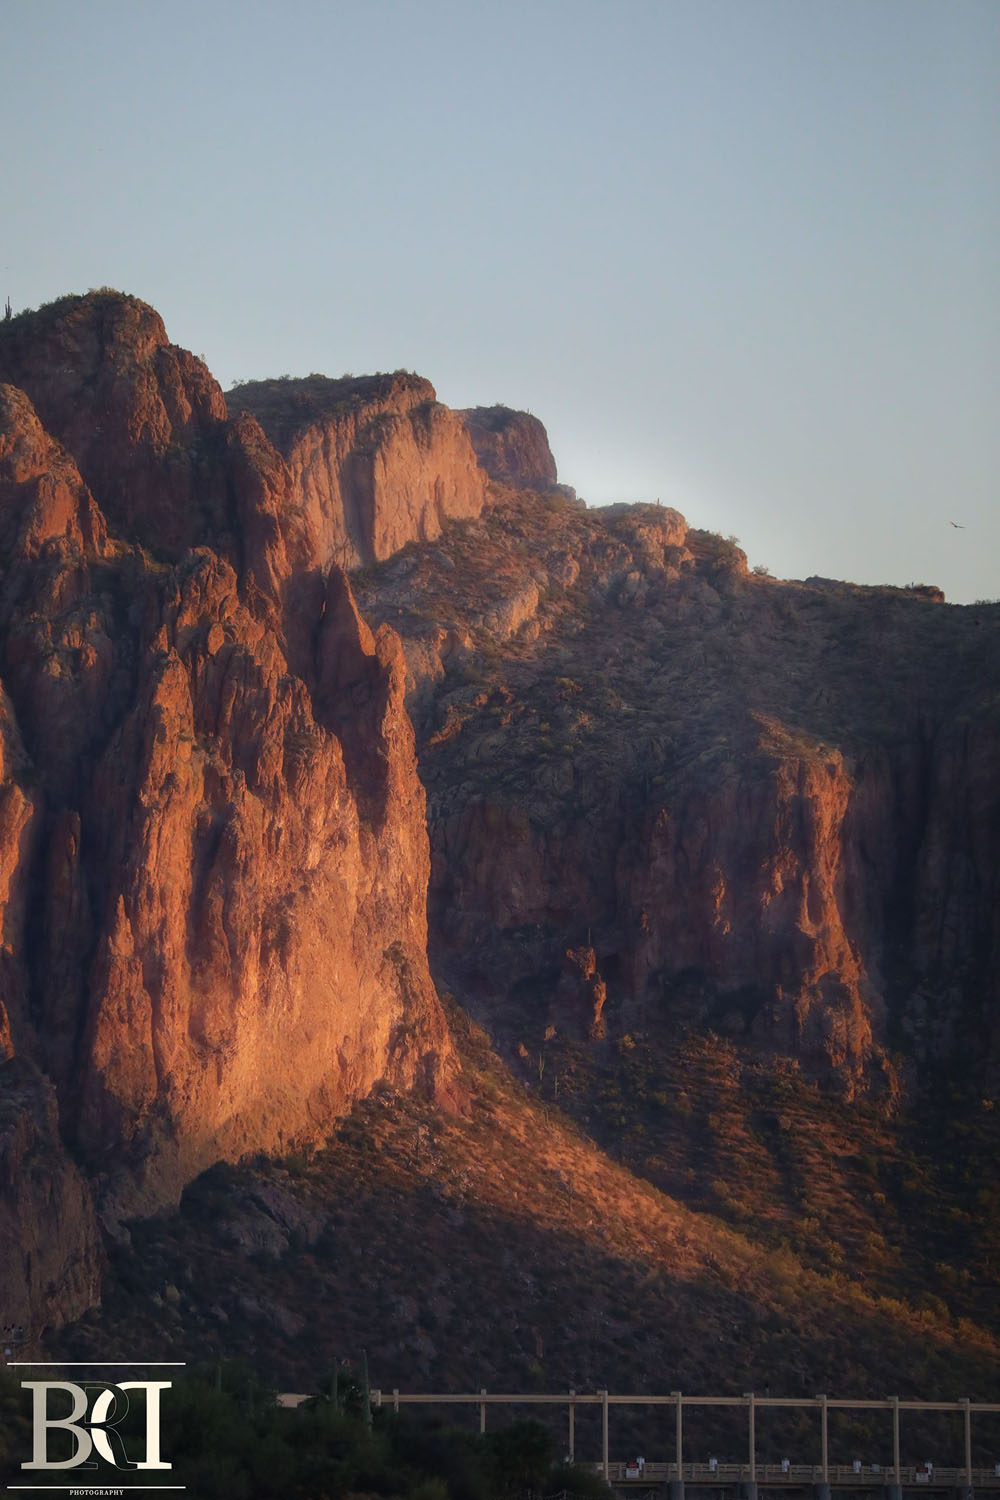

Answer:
[551,1461,617,1498]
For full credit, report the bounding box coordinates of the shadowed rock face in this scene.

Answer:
[0,1061,103,1333]
[352,489,1000,1102]
[0,294,457,1334]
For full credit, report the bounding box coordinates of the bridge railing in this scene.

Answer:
[590,1462,1000,1487]
[368,1389,1000,1486]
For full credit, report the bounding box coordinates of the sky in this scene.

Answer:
[3,0,998,603]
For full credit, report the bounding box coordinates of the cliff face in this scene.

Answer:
[228,373,488,570]
[0,294,228,559]
[353,490,1000,1102]
[459,405,560,493]
[0,1062,103,1335]
[0,294,456,1334]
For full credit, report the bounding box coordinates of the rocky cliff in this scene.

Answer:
[0,293,457,1338]
[228,372,488,571]
[352,489,1000,1102]
[459,405,560,493]
[347,486,1000,1332]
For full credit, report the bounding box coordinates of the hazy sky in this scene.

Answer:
[4,0,997,602]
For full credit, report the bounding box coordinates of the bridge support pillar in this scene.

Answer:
[742,1484,758,1500]
[814,1485,831,1500]
[669,1481,685,1500]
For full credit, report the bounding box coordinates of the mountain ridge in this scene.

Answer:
[0,292,996,1407]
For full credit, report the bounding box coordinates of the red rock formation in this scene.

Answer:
[3,290,997,1357]
[619,726,883,1086]
[459,405,560,493]
[557,945,607,1040]
[0,292,228,558]
[354,487,1000,1102]
[229,373,488,570]
[0,294,458,1333]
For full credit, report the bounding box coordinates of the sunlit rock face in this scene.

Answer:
[228,372,488,571]
[0,293,457,1332]
[458,405,560,494]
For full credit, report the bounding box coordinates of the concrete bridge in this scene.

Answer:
[369,1390,1000,1499]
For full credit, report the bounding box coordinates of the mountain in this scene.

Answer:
[0,292,997,1417]
[354,482,1000,1099]
[350,475,1000,1346]
[0,293,460,1332]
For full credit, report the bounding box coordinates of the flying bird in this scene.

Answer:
[949,521,966,529]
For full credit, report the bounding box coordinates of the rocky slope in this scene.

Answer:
[47,1019,1000,1411]
[0,293,459,1338]
[351,485,1000,1329]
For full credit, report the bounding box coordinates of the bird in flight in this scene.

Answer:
[949,521,966,529]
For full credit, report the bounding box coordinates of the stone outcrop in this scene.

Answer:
[0,292,229,559]
[0,293,458,1336]
[617,729,883,1081]
[459,405,560,493]
[228,373,488,571]
[557,946,607,1040]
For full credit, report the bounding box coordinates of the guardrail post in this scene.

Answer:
[393,1388,399,1414]
[743,1392,757,1500]
[958,1398,973,1500]
[480,1388,487,1434]
[671,1390,685,1500]
[601,1389,609,1480]
[569,1389,575,1464]
[888,1396,902,1500]
[813,1393,830,1500]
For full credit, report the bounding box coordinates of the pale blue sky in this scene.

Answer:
[4,0,997,601]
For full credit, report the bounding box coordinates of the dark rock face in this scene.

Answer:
[0,1061,103,1336]
[353,490,1000,1101]
[0,294,457,1338]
